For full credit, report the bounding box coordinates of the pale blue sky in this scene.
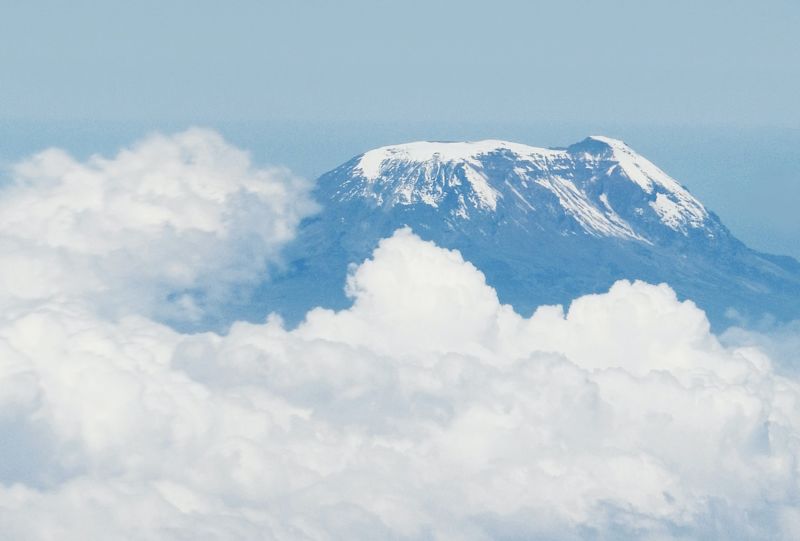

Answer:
[1,0,798,257]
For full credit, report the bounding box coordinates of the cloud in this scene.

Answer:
[0,132,799,539]
[722,319,800,376]
[0,128,317,325]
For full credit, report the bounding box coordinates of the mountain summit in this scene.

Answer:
[333,136,715,243]
[256,137,800,329]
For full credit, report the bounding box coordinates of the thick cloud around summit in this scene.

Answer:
[0,131,799,540]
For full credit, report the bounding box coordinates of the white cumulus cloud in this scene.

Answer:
[0,132,798,540]
[0,128,317,325]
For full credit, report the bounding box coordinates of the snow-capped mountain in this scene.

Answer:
[254,136,800,329]
[335,136,715,242]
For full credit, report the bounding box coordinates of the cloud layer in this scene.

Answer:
[0,131,798,540]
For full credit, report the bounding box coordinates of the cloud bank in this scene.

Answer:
[0,131,798,540]
[0,128,317,325]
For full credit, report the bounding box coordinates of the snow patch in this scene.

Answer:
[462,163,499,210]
[536,177,643,240]
[650,192,708,232]
[505,180,536,212]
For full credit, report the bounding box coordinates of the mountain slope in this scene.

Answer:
[256,136,800,329]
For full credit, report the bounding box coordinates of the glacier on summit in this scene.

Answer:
[252,136,800,330]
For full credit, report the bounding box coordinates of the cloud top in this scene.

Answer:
[0,128,316,324]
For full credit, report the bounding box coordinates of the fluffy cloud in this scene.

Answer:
[723,319,800,376]
[0,133,799,540]
[0,128,317,325]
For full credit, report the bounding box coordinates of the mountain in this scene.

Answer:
[255,136,800,329]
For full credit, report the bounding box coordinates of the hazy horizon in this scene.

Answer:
[3,119,798,260]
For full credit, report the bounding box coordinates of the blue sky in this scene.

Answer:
[1,0,798,257]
